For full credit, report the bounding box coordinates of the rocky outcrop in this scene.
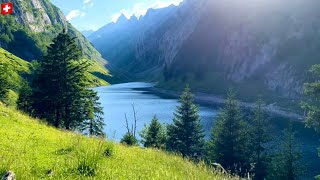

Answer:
[1,171,15,180]
[7,0,67,32]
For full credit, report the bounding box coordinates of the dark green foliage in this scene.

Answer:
[17,80,33,114]
[249,99,272,180]
[302,64,320,178]
[103,143,115,157]
[120,132,138,146]
[207,89,251,174]
[31,32,105,134]
[166,85,205,158]
[302,64,320,132]
[0,63,10,102]
[268,125,303,180]
[80,91,106,137]
[140,115,167,149]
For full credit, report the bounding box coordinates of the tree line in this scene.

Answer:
[121,86,305,180]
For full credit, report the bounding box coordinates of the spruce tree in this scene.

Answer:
[166,85,205,158]
[301,64,320,179]
[31,32,104,134]
[250,99,271,180]
[120,132,138,146]
[268,125,302,179]
[302,64,320,132]
[140,115,166,149]
[207,89,251,174]
[80,91,105,137]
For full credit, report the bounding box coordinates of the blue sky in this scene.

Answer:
[50,0,183,31]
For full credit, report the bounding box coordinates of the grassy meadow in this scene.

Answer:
[0,103,236,179]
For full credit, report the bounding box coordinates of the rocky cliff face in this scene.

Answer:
[0,0,106,64]
[12,0,67,32]
[90,0,320,100]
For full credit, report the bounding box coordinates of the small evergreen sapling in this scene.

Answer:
[166,85,205,158]
[140,115,167,149]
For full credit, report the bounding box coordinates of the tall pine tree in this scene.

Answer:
[250,99,271,180]
[166,85,205,158]
[140,115,167,149]
[268,124,303,180]
[302,64,320,179]
[31,31,105,134]
[207,89,251,174]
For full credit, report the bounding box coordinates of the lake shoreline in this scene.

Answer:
[147,86,304,121]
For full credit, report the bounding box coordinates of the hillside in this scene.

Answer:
[0,0,110,86]
[0,48,31,105]
[89,0,320,110]
[0,104,233,179]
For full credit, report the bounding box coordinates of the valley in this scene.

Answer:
[1,0,320,179]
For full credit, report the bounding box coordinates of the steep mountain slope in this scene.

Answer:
[0,48,31,105]
[0,103,234,179]
[0,0,110,85]
[90,0,320,109]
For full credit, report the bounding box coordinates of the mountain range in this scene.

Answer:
[89,0,320,109]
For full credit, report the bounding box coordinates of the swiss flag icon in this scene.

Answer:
[1,2,13,15]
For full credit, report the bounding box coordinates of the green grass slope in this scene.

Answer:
[0,48,31,105]
[0,104,234,179]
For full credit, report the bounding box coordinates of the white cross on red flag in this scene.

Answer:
[1,2,13,15]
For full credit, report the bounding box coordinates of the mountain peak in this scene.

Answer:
[129,15,138,22]
[117,14,128,23]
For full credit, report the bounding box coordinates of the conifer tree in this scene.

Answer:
[80,91,105,137]
[140,115,166,149]
[31,32,104,134]
[207,89,251,174]
[268,125,303,179]
[120,132,138,146]
[302,64,320,132]
[250,99,271,180]
[166,85,205,158]
[301,64,320,179]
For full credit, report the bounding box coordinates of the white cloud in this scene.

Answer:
[83,0,94,9]
[110,0,183,22]
[83,0,92,4]
[66,10,86,21]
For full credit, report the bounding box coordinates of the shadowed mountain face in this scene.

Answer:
[90,0,320,100]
